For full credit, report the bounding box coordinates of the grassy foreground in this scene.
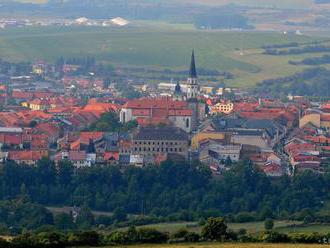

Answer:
[108,243,330,248]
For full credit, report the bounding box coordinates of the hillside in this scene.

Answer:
[0,24,321,87]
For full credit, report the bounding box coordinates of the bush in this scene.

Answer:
[235,212,256,223]
[201,217,227,241]
[138,228,169,243]
[171,228,189,239]
[0,238,10,248]
[184,232,200,242]
[264,218,274,230]
[261,231,290,243]
[288,232,323,244]
[67,231,100,246]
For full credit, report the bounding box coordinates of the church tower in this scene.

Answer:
[186,50,199,99]
[186,50,200,132]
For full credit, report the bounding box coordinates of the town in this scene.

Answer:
[0,50,328,178]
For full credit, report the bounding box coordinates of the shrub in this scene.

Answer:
[0,238,10,248]
[171,228,189,239]
[184,232,200,242]
[201,217,227,241]
[264,218,274,230]
[67,231,100,246]
[138,228,169,243]
[288,232,323,244]
[261,231,290,243]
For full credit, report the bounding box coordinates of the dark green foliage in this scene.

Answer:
[184,232,200,242]
[0,238,10,248]
[255,67,330,98]
[107,227,168,244]
[264,218,274,230]
[76,206,94,230]
[54,213,75,230]
[88,111,137,132]
[201,217,228,241]
[138,228,169,243]
[0,159,329,230]
[112,207,127,223]
[261,231,290,243]
[194,13,253,30]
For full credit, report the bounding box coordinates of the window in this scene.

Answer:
[186,118,190,128]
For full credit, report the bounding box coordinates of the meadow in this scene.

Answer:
[114,220,330,235]
[0,23,326,87]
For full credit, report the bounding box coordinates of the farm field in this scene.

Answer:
[0,24,326,87]
[108,243,330,248]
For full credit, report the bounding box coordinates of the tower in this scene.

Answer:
[186,50,199,100]
[186,50,200,132]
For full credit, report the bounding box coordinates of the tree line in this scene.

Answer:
[0,159,329,231]
[0,217,329,247]
[255,67,330,97]
[263,45,330,55]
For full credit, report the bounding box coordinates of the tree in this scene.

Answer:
[55,213,75,230]
[112,207,127,223]
[201,217,228,241]
[264,218,274,230]
[76,206,94,229]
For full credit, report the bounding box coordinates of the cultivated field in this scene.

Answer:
[0,23,326,87]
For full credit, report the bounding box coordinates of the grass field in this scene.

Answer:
[116,220,305,234]
[0,24,326,87]
[108,243,330,248]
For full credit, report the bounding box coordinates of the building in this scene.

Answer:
[120,98,193,133]
[299,109,330,132]
[199,142,241,164]
[210,101,234,115]
[131,127,189,160]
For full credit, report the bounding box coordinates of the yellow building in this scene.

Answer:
[300,111,330,132]
[192,125,227,150]
[29,99,50,111]
[210,101,234,115]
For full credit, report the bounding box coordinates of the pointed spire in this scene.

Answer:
[189,49,197,78]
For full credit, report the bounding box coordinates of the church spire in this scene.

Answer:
[189,49,197,78]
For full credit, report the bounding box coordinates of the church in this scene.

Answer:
[120,50,203,133]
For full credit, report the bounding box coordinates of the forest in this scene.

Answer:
[0,159,329,233]
[255,67,330,98]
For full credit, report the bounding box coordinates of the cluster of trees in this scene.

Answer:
[114,82,146,99]
[0,159,329,229]
[194,13,253,30]
[255,67,330,97]
[262,43,299,49]
[289,54,330,65]
[264,45,330,55]
[88,112,137,132]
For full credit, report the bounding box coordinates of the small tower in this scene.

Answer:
[186,50,199,100]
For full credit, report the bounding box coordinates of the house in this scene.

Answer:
[8,150,47,165]
[199,141,241,166]
[210,101,234,115]
[262,162,285,177]
[55,150,96,168]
